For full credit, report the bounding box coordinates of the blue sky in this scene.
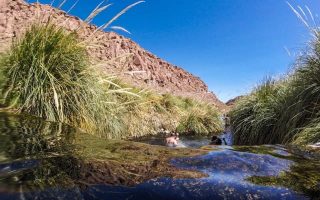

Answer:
[30,0,320,102]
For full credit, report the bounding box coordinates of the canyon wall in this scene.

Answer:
[0,0,226,110]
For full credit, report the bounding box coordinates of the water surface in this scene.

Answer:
[0,112,319,200]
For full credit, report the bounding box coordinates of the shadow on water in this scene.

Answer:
[0,112,83,199]
[0,112,319,199]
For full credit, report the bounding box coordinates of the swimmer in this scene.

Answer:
[210,135,227,145]
[210,135,222,145]
[165,133,179,147]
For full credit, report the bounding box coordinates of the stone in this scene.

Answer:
[133,55,143,66]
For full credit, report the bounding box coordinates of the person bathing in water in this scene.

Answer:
[210,114,231,145]
[165,133,179,147]
[210,135,227,145]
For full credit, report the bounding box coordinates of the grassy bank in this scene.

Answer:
[229,31,320,145]
[0,23,222,139]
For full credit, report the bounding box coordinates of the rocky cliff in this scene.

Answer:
[0,0,226,110]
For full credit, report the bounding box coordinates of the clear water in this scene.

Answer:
[0,112,319,200]
[132,132,233,148]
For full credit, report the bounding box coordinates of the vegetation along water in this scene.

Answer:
[0,1,319,200]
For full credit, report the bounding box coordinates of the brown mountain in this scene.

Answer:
[0,0,226,111]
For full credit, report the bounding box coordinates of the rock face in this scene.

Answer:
[0,0,226,110]
[226,96,244,109]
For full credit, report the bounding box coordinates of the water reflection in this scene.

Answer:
[0,112,76,162]
[64,148,307,200]
[0,112,82,198]
[132,132,233,148]
[0,112,319,200]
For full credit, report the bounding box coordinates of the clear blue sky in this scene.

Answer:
[30,0,320,102]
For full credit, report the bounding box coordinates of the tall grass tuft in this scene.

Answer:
[230,78,287,144]
[177,103,223,135]
[230,4,320,146]
[230,33,320,145]
[0,23,91,123]
[0,23,134,138]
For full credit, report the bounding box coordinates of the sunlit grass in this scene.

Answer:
[230,4,320,146]
[1,23,89,122]
[0,1,223,139]
[177,103,223,135]
[0,22,223,139]
[230,34,320,145]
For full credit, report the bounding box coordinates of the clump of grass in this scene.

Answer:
[230,3,320,146]
[0,0,151,139]
[230,78,287,145]
[0,23,135,139]
[177,103,223,135]
[230,32,320,145]
[0,23,90,123]
[293,117,320,145]
[121,92,223,138]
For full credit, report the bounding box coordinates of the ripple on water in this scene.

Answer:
[0,112,316,200]
[70,148,307,200]
[172,149,294,179]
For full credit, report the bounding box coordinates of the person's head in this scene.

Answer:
[211,135,222,145]
[213,138,222,145]
[211,135,218,141]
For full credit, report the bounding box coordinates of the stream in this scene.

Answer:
[0,112,319,200]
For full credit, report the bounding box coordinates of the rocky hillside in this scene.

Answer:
[226,96,244,107]
[0,0,226,110]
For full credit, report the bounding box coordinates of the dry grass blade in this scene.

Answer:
[67,0,79,13]
[85,3,112,23]
[58,0,67,9]
[50,0,55,6]
[82,0,146,43]
[100,1,145,30]
[286,2,309,28]
[305,6,316,26]
[110,26,131,34]
[297,6,308,20]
